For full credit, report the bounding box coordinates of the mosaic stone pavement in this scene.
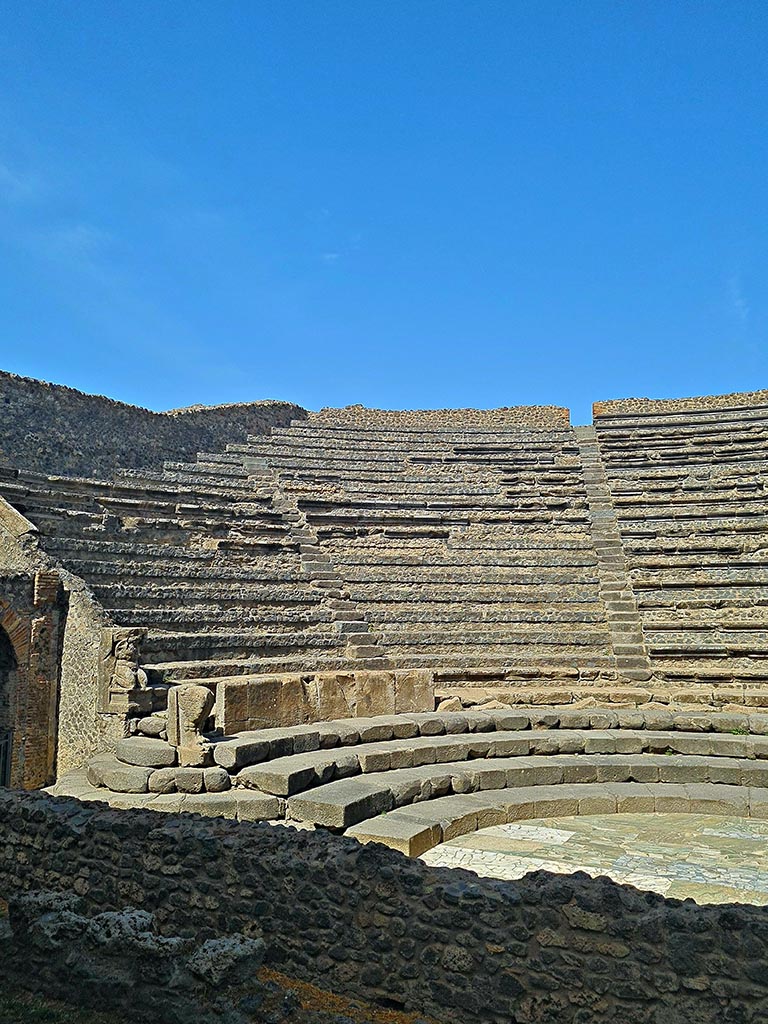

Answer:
[420,813,768,904]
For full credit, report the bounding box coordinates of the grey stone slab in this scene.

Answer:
[98,760,154,794]
[115,736,177,769]
[287,779,393,828]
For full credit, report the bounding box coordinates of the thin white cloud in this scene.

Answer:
[0,160,42,204]
[321,251,340,263]
[35,222,111,268]
[727,272,750,324]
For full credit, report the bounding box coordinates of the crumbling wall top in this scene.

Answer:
[594,388,768,419]
[310,404,571,429]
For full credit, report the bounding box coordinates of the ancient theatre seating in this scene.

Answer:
[63,706,768,857]
[230,407,616,687]
[0,459,349,684]
[595,392,768,693]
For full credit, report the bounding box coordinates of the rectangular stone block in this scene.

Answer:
[287,779,392,828]
[749,788,768,819]
[614,784,655,814]
[217,679,249,735]
[247,675,311,729]
[212,734,271,771]
[684,783,748,817]
[236,760,317,797]
[578,792,617,815]
[394,669,434,714]
[562,763,598,784]
[310,672,357,721]
[235,790,282,821]
[533,787,579,819]
[354,671,396,717]
[346,814,441,857]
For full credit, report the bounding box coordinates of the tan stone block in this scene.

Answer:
[346,815,441,857]
[578,792,617,815]
[394,669,434,714]
[217,679,249,735]
[615,785,655,814]
[354,671,395,717]
[247,674,310,728]
[311,672,356,720]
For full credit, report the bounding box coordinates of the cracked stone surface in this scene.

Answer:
[420,812,768,904]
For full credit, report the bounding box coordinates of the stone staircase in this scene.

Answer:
[0,460,350,686]
[232,409,617,694]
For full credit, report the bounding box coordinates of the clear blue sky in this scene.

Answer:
[1,1,766,424]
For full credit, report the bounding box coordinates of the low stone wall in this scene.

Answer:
[310,404,570,428]
[593,388,768,417]
[1,790,766,1023]
[217,669,434,733]
[0,370,306,477]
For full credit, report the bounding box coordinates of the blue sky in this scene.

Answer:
[0,1,766,424]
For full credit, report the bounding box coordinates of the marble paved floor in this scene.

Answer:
[420,813,768,904]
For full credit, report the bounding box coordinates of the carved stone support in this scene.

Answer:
[167,684,214,767]
[97,627,151,715]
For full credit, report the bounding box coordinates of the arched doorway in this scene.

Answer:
[0,625,18,786]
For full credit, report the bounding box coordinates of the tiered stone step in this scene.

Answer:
[238,414,615,679]
[69,708,768,839]
[596,395,768,686]
[346,782,768,856]
[0,460,350,682]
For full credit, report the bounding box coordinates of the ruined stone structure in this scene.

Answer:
[0,375,765,795]
[3,789,768,1023]
[1,372,768,1020]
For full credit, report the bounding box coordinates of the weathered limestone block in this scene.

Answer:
[183,793,238,818]
[136,716,166,738]
[97,759,153,794]
[310,672,357,720]
[437,696,463,713]
[215,679,249,736]
[235,790,282,821]
[175,768,205,794]
[355,671,396,717]
[394,669,434,714]
[247,674,311,728]
[212,733,271,771]
[287,778,393,828]
[115,736,176,768]
[167,684,215,767]
[148,767,177,794]
[203,766,231,792]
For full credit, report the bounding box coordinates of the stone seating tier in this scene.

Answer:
[594,396,768,687]
[81,708,768,804]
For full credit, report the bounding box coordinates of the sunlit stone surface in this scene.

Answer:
[421,813,768,904]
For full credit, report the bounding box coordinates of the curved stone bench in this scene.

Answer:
[344,782,768,856]
[235,729,768,797]
[284,753,768,828]
[88,701,768,797]
[209,705,768,772]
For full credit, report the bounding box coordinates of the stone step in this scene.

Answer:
[345,782,767,856]
[239,736,768,800]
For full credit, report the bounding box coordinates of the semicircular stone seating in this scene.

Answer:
[58,705,768,857]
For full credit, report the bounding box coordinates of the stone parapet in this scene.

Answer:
[310,403,570,428]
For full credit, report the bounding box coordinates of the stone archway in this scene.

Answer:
[0,625,17,785]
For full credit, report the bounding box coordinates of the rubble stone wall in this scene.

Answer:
[0,790,766,1024]
[0,370,307,477]
[311,404,570,427]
